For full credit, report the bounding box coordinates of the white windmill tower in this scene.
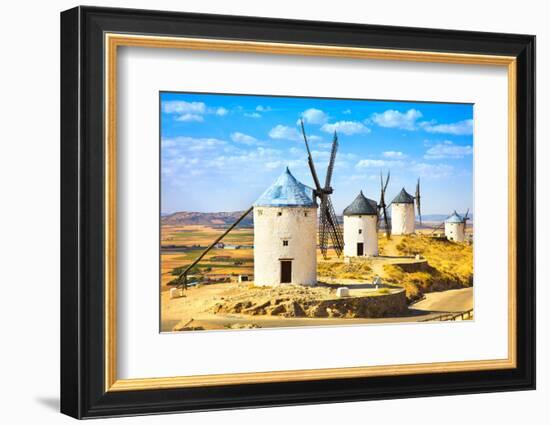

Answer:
[171,122,343,289]
[343,191,379,257]
[390,180,422,235]
[253,167,318,286]
[445,209,470,242]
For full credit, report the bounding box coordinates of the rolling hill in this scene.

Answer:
[161,210,254,227]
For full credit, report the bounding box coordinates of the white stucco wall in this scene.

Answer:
[445,222,465,242]
[253,206,317,286]
[343,215,378,257]
[391,203,415,235]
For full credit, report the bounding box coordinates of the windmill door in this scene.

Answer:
[280,260,292,283]
[357,243,364,256]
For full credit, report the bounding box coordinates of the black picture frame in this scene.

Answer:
[61,5,535,419]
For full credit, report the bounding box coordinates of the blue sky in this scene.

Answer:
[160,92,473,215]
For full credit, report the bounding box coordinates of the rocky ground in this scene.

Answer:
[162,282,407,331]
[209,284,406,319]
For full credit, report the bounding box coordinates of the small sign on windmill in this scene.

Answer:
[300,119,344,259]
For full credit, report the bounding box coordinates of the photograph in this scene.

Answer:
[58,5,536,419]
[160,92,474,332]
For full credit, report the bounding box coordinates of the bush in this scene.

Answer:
[171,265,200,276]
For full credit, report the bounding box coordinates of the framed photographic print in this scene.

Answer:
[60,6,535,419]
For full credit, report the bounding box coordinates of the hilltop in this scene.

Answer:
[162,210,254,227]
[161,210,472,228]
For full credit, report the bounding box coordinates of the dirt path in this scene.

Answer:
[411,287,473,313]
[169,311,446,331]
[163,286,473,332]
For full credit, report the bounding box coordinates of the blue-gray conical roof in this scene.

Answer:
[391,188,415,204]
[343,191,378,216]
[445,210,464,223]
[254,167,316,208]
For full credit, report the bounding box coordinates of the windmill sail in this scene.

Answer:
[415,177,422,226]
[171,206,254,289]
[300,119,322,191]
[300,120,344,259]
[378,171,391,238]
[324,195,344,256]
[324,132,338,190]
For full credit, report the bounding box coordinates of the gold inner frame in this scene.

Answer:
[104,33,517,392]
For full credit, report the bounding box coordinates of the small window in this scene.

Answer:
[358,229,362,234]
[358,215,362,218]
[277,211,282,216]
[283,240,289,246]
[257,209,263,216]
[304,212,308,217]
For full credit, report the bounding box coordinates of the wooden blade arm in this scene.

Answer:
[174,206,253,285]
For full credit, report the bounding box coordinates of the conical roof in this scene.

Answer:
[254,167,316,208]
[343,191,378,216]
[391,188,415,204]
[445,210,464,223]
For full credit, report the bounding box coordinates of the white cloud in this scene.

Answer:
[256,105,271,112]
[356,159,404,168]
[382,151,406,159]
[230,132,258,145]
[288,147,302,155]
[161,137,227,156]
[215,107,229,116]
[264,159,306,171]
[424,140,473,159]
[371,109,423,130]
[163,100,206,114]
[348,174,378,182]
[163,100,230,122]
[269,125,302,141]
[175,113,204,122]
[421,119,473,135]
[321,121,370,135]
[311,150,330,160]
[300,108,328,125]
[411,162,454,178]
[245,112,262,118]
[342,109,352,115]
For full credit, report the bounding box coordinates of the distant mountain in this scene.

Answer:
[161,211,471,227]
[161,210,254,227]
[419,213,473,222]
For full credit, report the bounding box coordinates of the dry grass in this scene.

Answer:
[317,261,373,280]
[383,235,473,302]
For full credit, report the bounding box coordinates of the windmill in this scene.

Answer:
[378,171,391,238]
[415,178,422,226]
[390,181,419,235]
[463,208,470,224]
[430,209,470,242]
[300,119,344,259]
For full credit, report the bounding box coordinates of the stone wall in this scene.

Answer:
[394,260,429,273]
[212,289,408,319]
[305,290,408,318]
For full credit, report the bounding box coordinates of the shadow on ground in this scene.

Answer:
[35,396,59,412]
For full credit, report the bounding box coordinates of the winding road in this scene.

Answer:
[166,286,474,331]
[411,287,473,313]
